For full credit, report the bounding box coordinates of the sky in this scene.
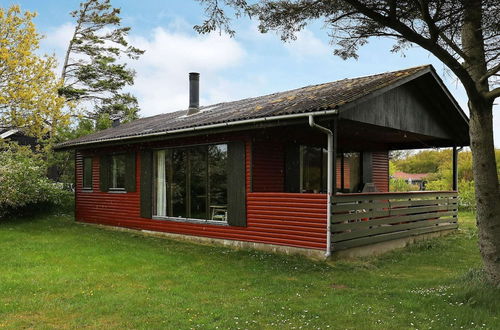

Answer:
[3,0,499,147]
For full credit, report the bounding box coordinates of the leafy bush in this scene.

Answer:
[458,180,476,211]
[424,179,475,210]
[425,179,450,191]
[0,143,72,218]
[389,178,419,192]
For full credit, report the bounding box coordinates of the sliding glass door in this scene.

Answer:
[153,143,228,222]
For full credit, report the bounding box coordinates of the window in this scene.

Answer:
[300,146,324,193]
[99,152,135,193]
[290,145,361,193]
[110,154,126,189]
[153,144,228,222]
[338,152,361,193]
[83,157,93,189]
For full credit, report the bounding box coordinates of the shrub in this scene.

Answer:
[425,179,451,191]
[0,143,72,218]
[425,179,475,210]
[389,178,419,192]
[458,180,476,211]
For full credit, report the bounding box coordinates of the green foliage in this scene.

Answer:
[458,180,476,211]
[425,178,450,191]
[390,178,419,192]
[393,150,451,174]
[0,142,73,218]
[388,160,397,176]
[47,117,104,183]
[390,148,500,211]
[60,0,144,123]
[0,5,69,139]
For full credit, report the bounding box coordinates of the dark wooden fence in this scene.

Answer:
[331,191,458,251]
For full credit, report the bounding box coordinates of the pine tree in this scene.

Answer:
[60,0,144,126]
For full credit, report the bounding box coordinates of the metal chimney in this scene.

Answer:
[187,72,200,115]
[112,117,120,128]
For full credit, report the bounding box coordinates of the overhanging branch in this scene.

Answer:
[484,87,500,100]
[480,63,500,83]
[343,0,476,94]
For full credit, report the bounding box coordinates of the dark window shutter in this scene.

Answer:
[83,157,93,189]
[125,152,136,192]
[99,155,110,192]
[227,141,246,227]
[285,144,300,193]
[140,150,153,218]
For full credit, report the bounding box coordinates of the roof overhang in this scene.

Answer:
[54,108,340,151]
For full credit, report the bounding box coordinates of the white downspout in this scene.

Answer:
[308,115,333,258]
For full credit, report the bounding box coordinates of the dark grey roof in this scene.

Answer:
[55,65,438,149]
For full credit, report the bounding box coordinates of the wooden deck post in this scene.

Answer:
[452,146,458,191]
[333,117,338,196]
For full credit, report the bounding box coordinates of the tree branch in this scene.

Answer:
[438,30,469,60]
[343,0,476,94]
[480,63,500,83]
[416,0,439,42]
[484,87,500,100]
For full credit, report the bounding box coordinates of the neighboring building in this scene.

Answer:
[392,171,430,190]
[0,127,37,147]
[55,65,469,259]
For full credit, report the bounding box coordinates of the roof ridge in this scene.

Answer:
[337,64,431,82]
[194,64,432,114]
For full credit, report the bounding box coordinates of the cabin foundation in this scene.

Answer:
[78,221,328,260]
[79,220,457,261]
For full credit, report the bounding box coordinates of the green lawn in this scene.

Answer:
[1,211,498,329]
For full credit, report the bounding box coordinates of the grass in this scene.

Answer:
[1,211,499,329]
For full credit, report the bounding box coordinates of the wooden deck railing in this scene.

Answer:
[331,191,458,251]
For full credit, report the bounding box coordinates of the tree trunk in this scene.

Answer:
[460,0,500,285]
[469,99,500,285]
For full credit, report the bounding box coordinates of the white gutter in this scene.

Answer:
[57,108,339,149]
[308,115,333,258]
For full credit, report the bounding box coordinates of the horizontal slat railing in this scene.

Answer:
[331,191,458,251]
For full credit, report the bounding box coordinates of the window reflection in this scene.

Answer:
[154,144,228,222]
[296,146,361,193]
[111,154,126,189]
[83,157,93,189]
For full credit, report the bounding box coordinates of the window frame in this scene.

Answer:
[299,145,325,193]
[338,152,362,193]
[109,153,127,191]
[293,145,362,194]
[82,156,93,191]
[151,142,229,225]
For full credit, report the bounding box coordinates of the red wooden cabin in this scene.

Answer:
[55,65,469,258]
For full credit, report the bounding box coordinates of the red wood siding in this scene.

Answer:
[247,193,327,248]
[75,132,327,250]
[372,151,389,192]
[335,158,352,190]
[76,152,141,224]
[252,140,284,192]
